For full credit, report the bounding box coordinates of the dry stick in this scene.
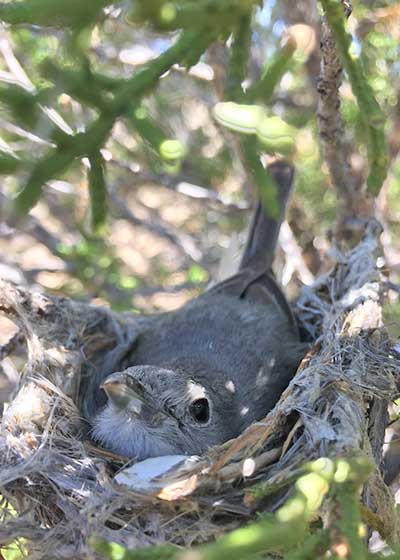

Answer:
[216,446,282,482]
[376,96,400,274]
[320,0,388,196]
[317,4,394,434]
[279,222,314,286]
[317,24,391,511]
[317,18,354,197]
[0,118,52,146]
[317,16,371,234]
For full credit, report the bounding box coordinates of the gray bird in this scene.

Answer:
[90,161,307,460]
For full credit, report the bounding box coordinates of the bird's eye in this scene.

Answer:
[189,398,210,424]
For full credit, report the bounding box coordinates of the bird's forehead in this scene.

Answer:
[186,381,206,400]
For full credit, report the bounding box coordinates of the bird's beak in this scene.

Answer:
[101,372,145,414]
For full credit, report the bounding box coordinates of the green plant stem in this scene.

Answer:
[41,60,174,154]
[88,152,107,232]
[130,0,259,32]
[178,518,306,560]
[92,541,177,560]
[246,38,296,102]
[283,530,330,560]
[0,153,21,175]
[128,107,170,155]
[248,468,305,502]
[13,147,75,215]
[226,12,283,219]
[13,28,211,215]
[225,11,279,219]
[336,488,368,560]
[227,12,252,100]
[319,0,388,195]
[0,0,115,28]
[240,137,280,217]
[40,60,110,110]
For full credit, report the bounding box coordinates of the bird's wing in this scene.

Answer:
[205,161,297,331]
[239,161,294,274]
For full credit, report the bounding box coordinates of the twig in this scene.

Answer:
[317,4,376,235]
[320,0,388,196]
[0,118,53,146]
[317,17,357,201]
[279,221,314,286]
[217,447,282,482]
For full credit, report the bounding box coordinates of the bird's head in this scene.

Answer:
[91,365,242,460]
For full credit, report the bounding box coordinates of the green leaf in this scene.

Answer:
[213,102,266,134]
[159,139,185,162]
[256,116,297,155]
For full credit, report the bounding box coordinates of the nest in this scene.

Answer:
[0,219,399,559]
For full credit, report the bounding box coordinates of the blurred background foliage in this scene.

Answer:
[0,0,399,318]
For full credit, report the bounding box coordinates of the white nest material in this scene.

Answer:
[0,219,398,559]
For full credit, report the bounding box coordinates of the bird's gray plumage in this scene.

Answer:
[90,161,307,460]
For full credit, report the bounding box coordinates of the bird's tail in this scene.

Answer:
[239,161,294,274]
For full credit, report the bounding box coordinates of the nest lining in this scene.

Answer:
[0,219,399,559]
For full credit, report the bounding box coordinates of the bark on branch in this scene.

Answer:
[317,12,373,237]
